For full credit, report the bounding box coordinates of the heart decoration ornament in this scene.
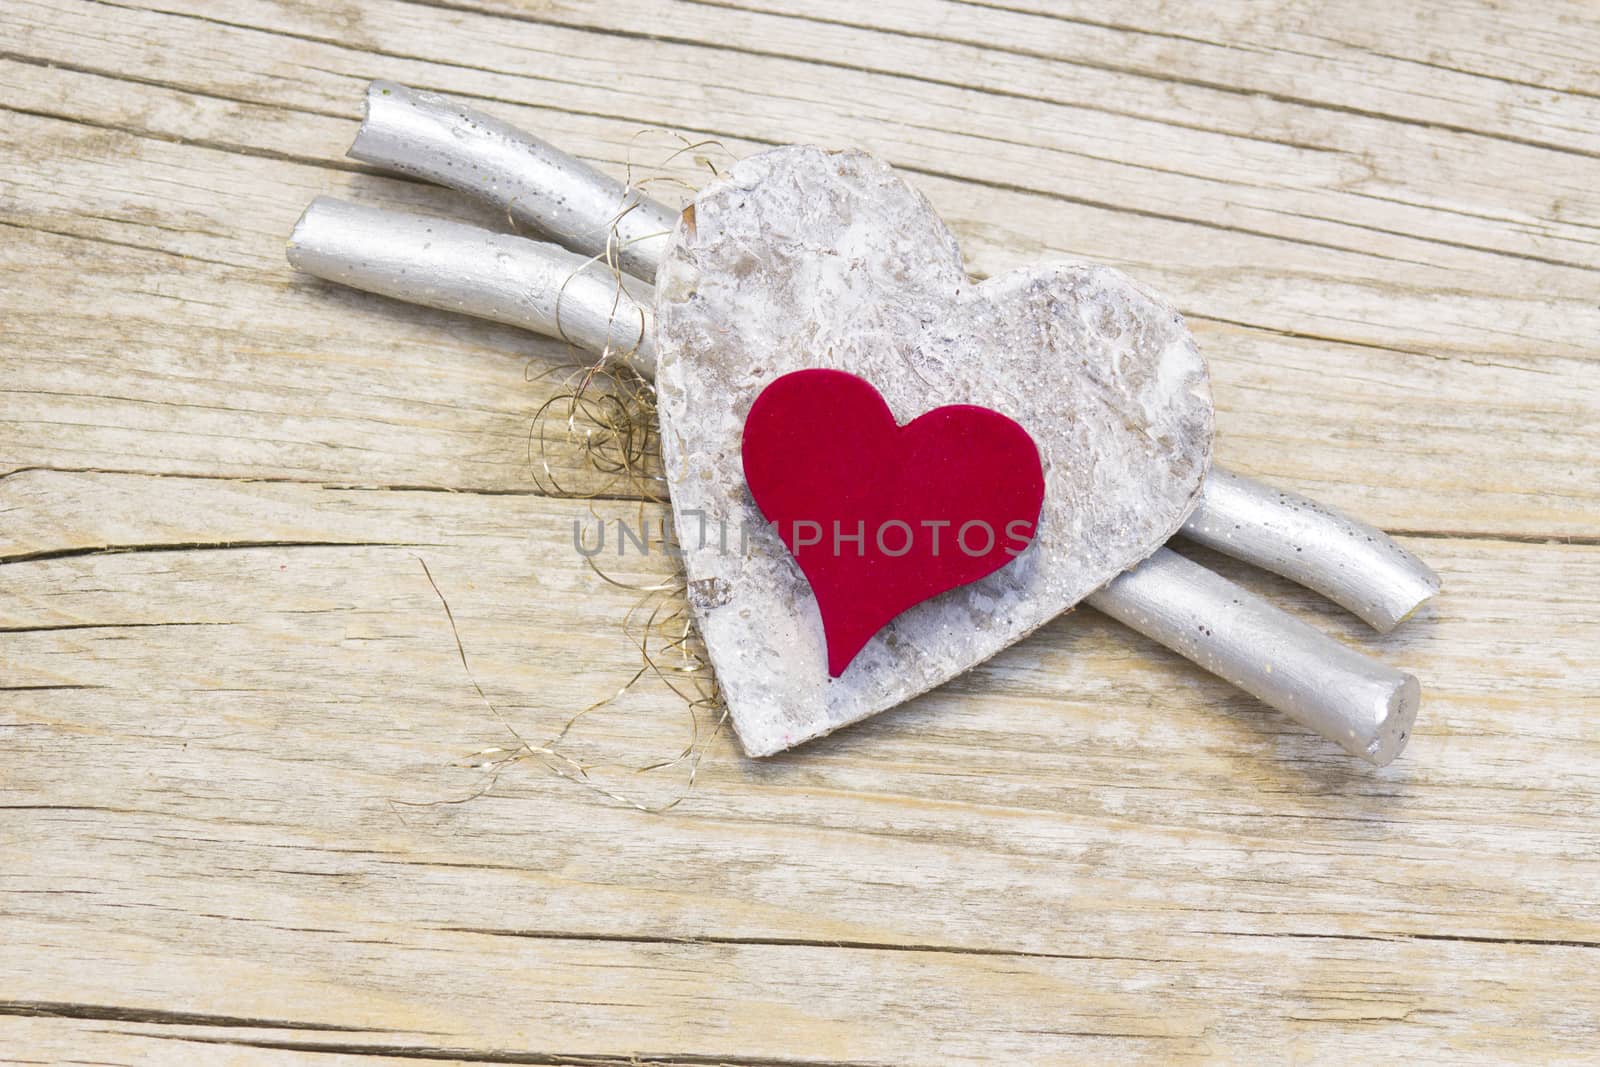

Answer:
[292,84,1441,766]
[654,146,1215,756]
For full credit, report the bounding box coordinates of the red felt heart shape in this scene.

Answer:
[742,369,1046,677]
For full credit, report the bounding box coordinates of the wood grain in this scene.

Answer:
[3,1,1598,1062]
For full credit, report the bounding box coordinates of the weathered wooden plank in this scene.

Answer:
[5,0,1600,1061]
[2,470,1598,1060]
[143,0,1600,276]
[1,913,1595,1061]
[672,0,1600,157]
[2,73,1597,530]
[13,0,1600,303]
[923,0,1600,103]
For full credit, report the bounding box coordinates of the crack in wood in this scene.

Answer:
[440,926,1183,964]
[0,48,353,122]
[0,622,226,634]
[116,1031,882,1067]
[0,100,367,177]
[674,0,1342,157]
[0,219,247,272]
[0,684,110,691]
[0,541,426,566]
[0,1000,388,1032]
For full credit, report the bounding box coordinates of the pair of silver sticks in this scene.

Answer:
[288,81,1441,766]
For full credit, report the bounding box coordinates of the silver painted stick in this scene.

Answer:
[351,81,677,283]
[1087,549,1416,763]
[1182,467,1440,632]
[287,197,655,374]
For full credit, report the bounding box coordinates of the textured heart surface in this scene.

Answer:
[742,369,1046,678]
[654,146,1214,756]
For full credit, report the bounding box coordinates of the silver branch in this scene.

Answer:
[289,197,656,374]
[350,80,676,283]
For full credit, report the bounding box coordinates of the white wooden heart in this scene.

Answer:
[653,146,1214,756]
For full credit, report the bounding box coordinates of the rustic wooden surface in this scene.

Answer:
[3,1,1599,1062]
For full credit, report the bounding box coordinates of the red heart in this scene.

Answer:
[741,369,1045,677]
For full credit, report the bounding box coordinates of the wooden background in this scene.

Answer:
[3,0,1598,1062]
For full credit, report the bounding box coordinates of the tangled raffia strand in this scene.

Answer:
[402,135,736,815]
[407,552,724,816]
